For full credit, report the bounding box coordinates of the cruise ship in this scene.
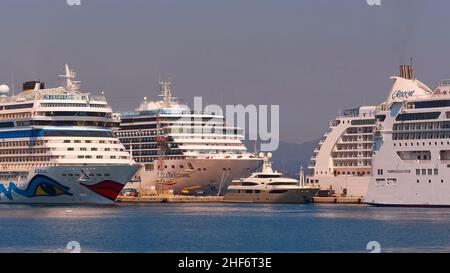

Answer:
[0,64,139,204]
[307,106,376,198]
[115,80,262,195]
[365,65,450,206]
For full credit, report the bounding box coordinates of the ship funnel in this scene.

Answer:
[22,81,45,92]
[399,65,414,80]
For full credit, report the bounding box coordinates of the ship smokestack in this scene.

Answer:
[399,65,414,80]
[22,81,45,92]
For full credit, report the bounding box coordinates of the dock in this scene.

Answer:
[117,195,224,203]
[313,196,364,204]
[117,195,364,204]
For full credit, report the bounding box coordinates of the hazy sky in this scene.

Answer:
[1,0,449,143]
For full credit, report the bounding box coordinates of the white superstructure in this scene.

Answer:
[0,64,139,204]
[116,80,261,195]
[307,106,376,197]
[366,65,450,206]
[223,153,319,203]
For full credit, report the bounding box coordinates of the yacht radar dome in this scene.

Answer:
[0,84,10,95]
[267,152,273,159]
[258,152,265,158]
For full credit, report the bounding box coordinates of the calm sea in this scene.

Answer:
[0,203,449,253]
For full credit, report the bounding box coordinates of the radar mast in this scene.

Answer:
[59,63,81,92]
[158,79,176,107]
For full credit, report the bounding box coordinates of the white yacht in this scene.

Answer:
[0,64,139,204]
[115,80,262,195]
[307,106,376,198]
[366,65,450,206]
[223,153,319,203]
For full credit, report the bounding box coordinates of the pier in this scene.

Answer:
[313,196,364,204]
[117,195,365,204]
[117,195,224,203]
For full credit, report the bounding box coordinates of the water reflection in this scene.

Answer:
[0,203,450,252]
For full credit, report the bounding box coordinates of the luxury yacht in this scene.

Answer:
[223,153,319,203]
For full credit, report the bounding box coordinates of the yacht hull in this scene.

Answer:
[222,188,319,204]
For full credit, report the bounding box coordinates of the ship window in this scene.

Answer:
[415,100,450,109]
[396,112,440,121]
[44,131,114,138]
[434,169,439,175]
[0,122,14,128]
[269,190,288,194]
[428,169,432,175]
[242,182,258,186]
[4,103,34,110]
[422,169,426,175]
[256,174,282,178]
[416,169,420,175]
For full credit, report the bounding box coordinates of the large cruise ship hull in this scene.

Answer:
[127,158,262,195]
[315,176,370,198]
[0,164,139,204]
[365,169,450,207]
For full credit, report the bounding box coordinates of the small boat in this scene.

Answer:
[223,153,319,204]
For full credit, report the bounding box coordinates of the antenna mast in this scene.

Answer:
[59,63,81,91]
[159,79,176,107]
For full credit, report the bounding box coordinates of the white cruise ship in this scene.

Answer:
[0,64,139,204]
[307,106,376,198]
[365,65,450,206]
[115,80,262,195]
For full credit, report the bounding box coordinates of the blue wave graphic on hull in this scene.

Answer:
[0,174,72,200]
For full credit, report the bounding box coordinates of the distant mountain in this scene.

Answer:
[243,139,320,178]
